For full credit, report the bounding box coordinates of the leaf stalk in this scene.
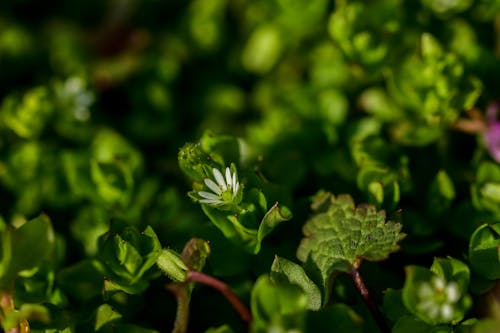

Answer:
[186,270,252,324]
[349,265,390,333]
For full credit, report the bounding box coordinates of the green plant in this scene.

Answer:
[1,0,500,332]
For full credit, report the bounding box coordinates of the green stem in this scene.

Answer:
[349,266,390,333]
[165,284,190,333]
[187,270,252,324]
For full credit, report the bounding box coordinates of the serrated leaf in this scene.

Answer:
[270,256,322,310]
[297,192,404,292]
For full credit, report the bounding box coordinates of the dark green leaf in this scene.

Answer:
[469,223,500,280]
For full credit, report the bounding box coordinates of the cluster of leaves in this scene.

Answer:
[1,0,500,332]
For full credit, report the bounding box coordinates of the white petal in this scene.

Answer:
[225,167,232,188]
[233,182,239,197]
[418,283,434,298]
[428,306,440,319]
[440,304,453,320]
[204,178,222,195]
[432,277,445,291]
[417,300,435,312]
[232,171,237,189]
[199,198,224,205]
[198,191,221,200]
[445,282,460,303]
[213,168,227,190]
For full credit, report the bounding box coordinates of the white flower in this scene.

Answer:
[416,276,462,322]
[198,167,241,206]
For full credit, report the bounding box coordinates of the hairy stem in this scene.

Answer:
[187,270,252,324]
[349,267,390,333]
[165,284,190,333]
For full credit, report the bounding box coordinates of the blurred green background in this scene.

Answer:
[1,0,500,331]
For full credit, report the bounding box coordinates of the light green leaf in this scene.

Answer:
[1,303,49,330]
[156,249,188,283]
[427,170,455,216]
[471,162,500,216]
[270,256,322,310]
[94,304,122,331]
[251,275,308,333]
[430,257,470,291]
[202,201,291,254]
[0,215,55,288]
[297,192,404,293]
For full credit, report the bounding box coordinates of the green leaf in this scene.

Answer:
[1,303,50,330]
[250,275,308,333]
[0,86,53,139]
[430,257,470,291]
[94,304,122,331]
[204,325,234,333]
[270,256,322,310]
[98,224,162,294]
[0,215,55,288]
[471,162,500,216]
[382,288,411,324]
[199,130,241,168]
[306,303,363,333]
[178,142,215,182]
[392,315,452,333]
[202,201,291,254]
[242,25,283,74]
[427,170,456,216]
[257,203,292,252]
[469,223,500,280]
[296,192,404,293]
[458,319,500,333]
[57,259,105,301]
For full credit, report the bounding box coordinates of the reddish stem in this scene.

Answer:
[349,266,390,333]
[186,270,252,324]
